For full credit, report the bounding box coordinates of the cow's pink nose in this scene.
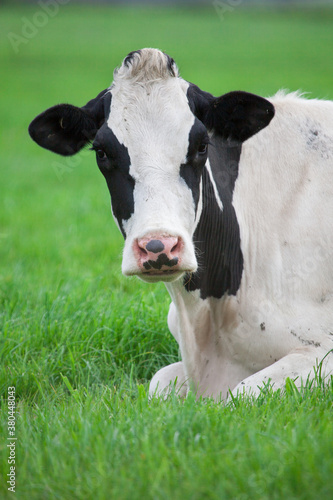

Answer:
[135,236,182,272]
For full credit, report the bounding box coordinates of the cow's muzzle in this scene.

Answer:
[133,235,184,279]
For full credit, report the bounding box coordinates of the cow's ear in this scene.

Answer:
[188,85,275,143]
[28,89,111,156]
[204,91,275,142]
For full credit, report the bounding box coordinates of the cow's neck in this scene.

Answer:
[184,135,244,299]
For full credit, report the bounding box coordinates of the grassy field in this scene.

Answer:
[1,3,333,499]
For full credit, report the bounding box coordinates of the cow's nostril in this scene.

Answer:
[171,240,180,254]
[137,241,148,256]
[146,239,165,254]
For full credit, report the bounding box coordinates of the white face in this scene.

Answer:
[93,73,209,283]
[29,48,276,291]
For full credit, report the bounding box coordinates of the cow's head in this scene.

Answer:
[29,48,274,283]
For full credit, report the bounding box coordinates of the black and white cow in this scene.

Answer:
[29,48,333,399]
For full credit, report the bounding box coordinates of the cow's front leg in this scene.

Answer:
[149,361,188,399]
[231,347,333,399]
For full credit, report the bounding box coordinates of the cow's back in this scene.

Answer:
[233,92,333,348]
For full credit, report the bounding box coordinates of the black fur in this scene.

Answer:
[180,119,209,213]
[28,89,110,156]
[184,135,243,299]
[123,49,176,77]
[187,84,274,143]
[205,90,275,142]
[187,83,214,124]
[124,50,141,67]
[28,61,275,300]
[185,85,274,299]
[165,53,177,77]
[93,124,134,237]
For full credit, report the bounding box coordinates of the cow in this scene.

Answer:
[29,48,333,400]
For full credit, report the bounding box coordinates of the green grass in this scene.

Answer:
[1,4,333,499]
[2,381,332,500]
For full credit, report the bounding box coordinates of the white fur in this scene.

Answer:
[205,158,223,212]
[150,91,333,400]
[108,50,198,280]
[107,50,333,399]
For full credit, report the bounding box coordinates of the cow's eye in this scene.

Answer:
[198,143,208,155]
[96,149,107,160]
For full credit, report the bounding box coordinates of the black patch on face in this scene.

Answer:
[93,124,134,237]
[180,119,209,213]
[184,134,243,299]
[143,254,179,270]
[185,83,275,299]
